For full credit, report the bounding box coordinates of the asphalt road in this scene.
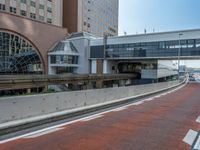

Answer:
[0,83,200,150]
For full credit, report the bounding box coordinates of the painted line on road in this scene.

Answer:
[81,114,103,122]
[144,98,154,102]
[0,109,120,144]
[23,128,64,139]
[193,135,200,150]
[0,81,187,144]
[196,116,200,123]
[183,129,198,146]
[161,93,167,96]
[130,101,144,105]
[170,90,176,93]
[112,106,128,112]
[154,95,161,98]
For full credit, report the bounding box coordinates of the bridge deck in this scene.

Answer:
[0,83,199,150]
[0,74,136,90]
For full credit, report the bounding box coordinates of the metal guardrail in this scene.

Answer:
[0,74,136,90]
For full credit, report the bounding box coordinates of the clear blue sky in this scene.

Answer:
[119,0,200,68]
[119,0,200,35]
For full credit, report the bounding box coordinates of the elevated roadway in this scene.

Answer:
[0,82,199,150]
[0,74,136,90]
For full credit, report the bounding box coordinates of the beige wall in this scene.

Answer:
[0,12,67,73]
[54,0,63,26]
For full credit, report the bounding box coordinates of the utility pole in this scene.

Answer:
[103,32,108,59]
[178,33,183,81]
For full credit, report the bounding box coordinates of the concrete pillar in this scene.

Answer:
[43,86,48,92]
[86,81,93,89]
[48,55,52,75]
[103,60,108,74]
[119,80,126,87]
[27,88,31,94]
[96,80,103,89]
[91,60,97,74]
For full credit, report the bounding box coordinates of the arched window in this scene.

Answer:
[0,31,43,74]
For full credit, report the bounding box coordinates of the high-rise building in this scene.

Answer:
[63,0,119,37]
[0,0,63,26]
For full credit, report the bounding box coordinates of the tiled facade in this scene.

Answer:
[82,0,119,36]
[63,0,119,37]
[0,12,67,74]
[0,0,63,26]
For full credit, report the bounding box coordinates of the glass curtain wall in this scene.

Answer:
[90,39,200,58]
[0,31,43,74]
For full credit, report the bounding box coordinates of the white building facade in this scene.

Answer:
[49,29,200,80]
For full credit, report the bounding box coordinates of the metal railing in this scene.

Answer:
[0,74,137,90]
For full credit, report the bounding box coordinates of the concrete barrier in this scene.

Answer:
[0,80,183,126]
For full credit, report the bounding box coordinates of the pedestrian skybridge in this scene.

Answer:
[90,29,200,60]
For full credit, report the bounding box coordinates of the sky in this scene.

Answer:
[119,0,200,68]
[119,0,200,35]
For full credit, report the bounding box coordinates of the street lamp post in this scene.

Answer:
[178,33,183,81]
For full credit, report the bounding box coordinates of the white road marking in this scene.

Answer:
[0,120,83,144]
[81,115,103,122]
[196,116,200,123]
[0,81,187,144]
[183,129,198,146]
[154,95,161,98]
[193,135,200,150]
[23,128,64,138]
[0,109,117,144]
[130,101,144,105]
[144,98,154,102]
[112,106,128,112]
